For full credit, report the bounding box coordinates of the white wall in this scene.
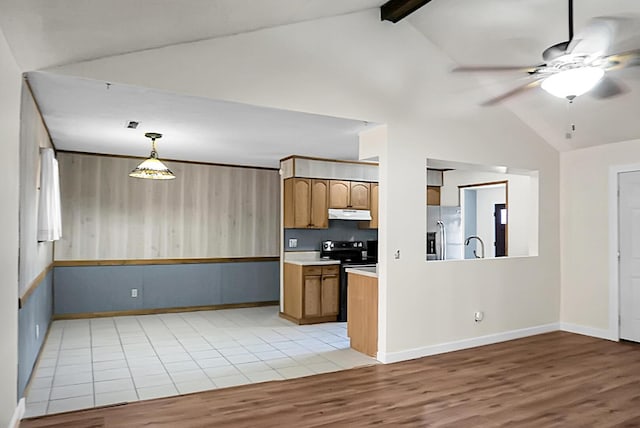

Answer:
[49,10,560,358]
[560,138,640,336]
[0,24,21,427]
[19,84,54,295]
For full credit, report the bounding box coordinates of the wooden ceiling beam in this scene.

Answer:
[380,0,433,23]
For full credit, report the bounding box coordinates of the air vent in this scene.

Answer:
[126,121,139,129]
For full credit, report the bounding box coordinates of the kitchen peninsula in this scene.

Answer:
[346,266,378,357]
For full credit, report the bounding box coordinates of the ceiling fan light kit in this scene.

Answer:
[452,0,639,106]
[540,66,605,99]
[129,132,176,180]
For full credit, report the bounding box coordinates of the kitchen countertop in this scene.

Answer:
[284,251,340,266]
[346,266,378,278]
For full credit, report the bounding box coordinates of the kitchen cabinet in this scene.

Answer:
[359,182,379,229]
[329,180,371,209]
[282,263,339,324]
[427,186,441,205]
[283,178,328,228]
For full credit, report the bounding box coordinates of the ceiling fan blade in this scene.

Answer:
[480,79,543,106]
[452,65,539,73]
[604,48,640,70]
[590,76,628,99]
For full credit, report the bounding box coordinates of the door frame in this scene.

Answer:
[608,163,640,341]
[458,180,508,257]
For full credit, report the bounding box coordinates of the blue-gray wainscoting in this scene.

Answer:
[18,270,54,397]
[53,261,279,315]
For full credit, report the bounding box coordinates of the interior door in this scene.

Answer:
[494,203,507,257]
[619,171,640,342]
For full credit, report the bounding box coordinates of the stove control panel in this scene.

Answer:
[322,240,364,252]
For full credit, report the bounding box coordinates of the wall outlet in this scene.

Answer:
[288,238,298,248]
[131,288,138,298]
[474,311,484,322]
[35,324,39,340]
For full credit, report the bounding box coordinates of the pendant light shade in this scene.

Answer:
[129,132,176,180]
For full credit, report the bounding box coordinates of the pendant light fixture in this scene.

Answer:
[129,132,176,180]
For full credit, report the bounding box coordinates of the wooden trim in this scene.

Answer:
[57,150,278,171]
[278,312,337,325]
[19,262,54,308]
[279,154,379,167]
[23,75,58,153]
[22,322,53,397]
[53,301,280,320]
[458,180,508,189]
[381,0,433,23]
[54,256,279,267]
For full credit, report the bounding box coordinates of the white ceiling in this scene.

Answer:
[27,71,373,168]
[4,0,640,157]
[0,0,384,70]
[408,0,640,150]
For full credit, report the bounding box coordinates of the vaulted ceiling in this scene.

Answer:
[2,0,640,161]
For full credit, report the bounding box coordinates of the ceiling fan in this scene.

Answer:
[453,0,640,106]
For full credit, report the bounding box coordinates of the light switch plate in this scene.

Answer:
[131,288,138,298]
[289,238,298,248]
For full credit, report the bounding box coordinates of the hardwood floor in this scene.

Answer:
[22,332,640,427]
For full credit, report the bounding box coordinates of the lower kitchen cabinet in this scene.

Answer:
[282,263,339,324]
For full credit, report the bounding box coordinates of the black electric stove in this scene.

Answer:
[321,240,377,322]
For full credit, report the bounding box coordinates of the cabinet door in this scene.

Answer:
[350,182,371,209]
[329,180,350,208]
[293,178,312,228]
[426,186,441,205]
[303,275,322,317]
[310,179,329,228]
[369,182,379,228]
[321,275,339,316]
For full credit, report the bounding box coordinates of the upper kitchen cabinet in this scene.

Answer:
[359,182,379,229]
[426,186,441,205]
[329,180,370,210]
[284,178,328,229]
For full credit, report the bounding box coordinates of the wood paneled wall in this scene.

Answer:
[19,82,54,296]
[55,153,280,260]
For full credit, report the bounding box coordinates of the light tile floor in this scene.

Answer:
[24,306,377,417]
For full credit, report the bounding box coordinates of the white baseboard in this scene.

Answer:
[377,323,560,364]
[8,398,25,428]
[560,322,617,341]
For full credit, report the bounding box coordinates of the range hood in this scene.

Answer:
[328,208,372,221]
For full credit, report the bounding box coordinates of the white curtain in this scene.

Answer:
[37,148,62,242]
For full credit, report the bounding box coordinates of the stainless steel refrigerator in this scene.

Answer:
[427,205,463,261]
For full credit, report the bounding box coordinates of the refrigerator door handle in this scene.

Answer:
[437,220,446,260]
